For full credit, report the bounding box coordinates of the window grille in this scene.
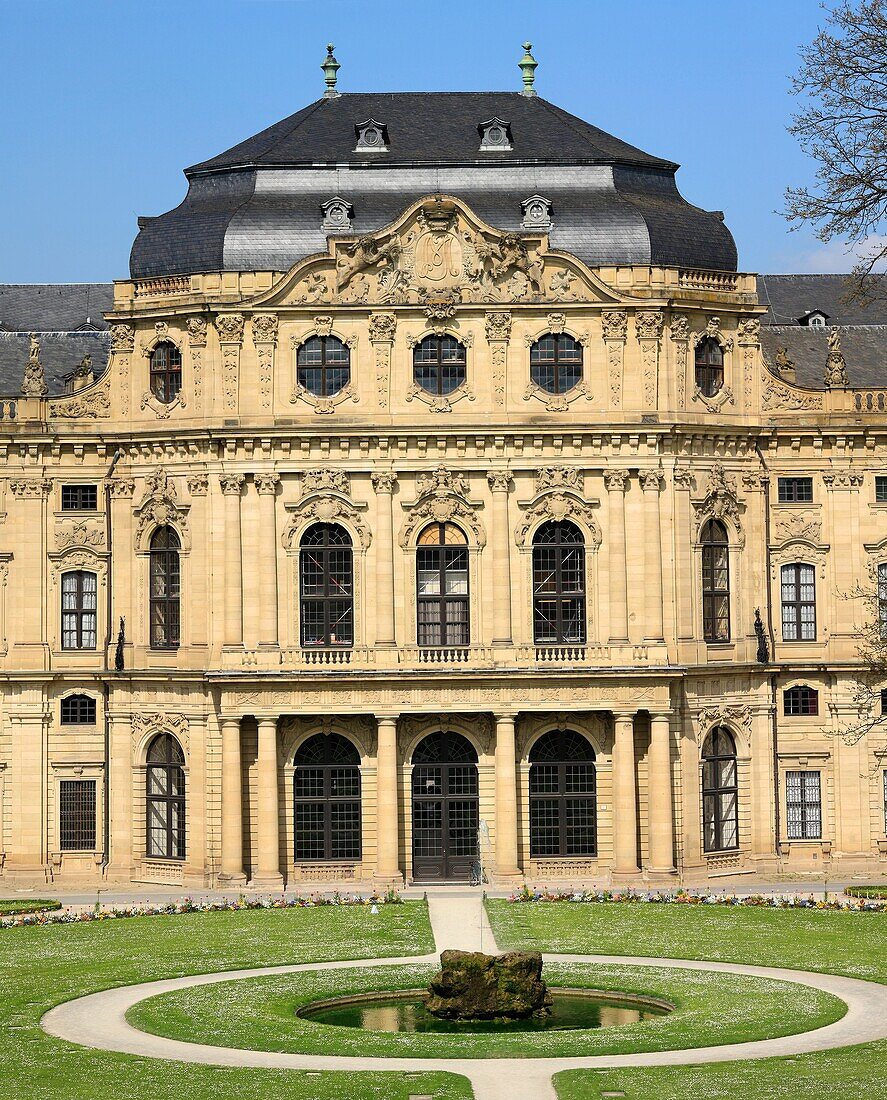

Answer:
[149,342,182,404]
[412,335,466,396]
[416,523,469,647]
[146,734,185,860]
[299,523,353,646]
[59,779,96,851]
[532,521,586,644]
[786,770,822,840]
[777,477,813,503]
[293,733,361,861]
[529,729,597,858]
[150,526,180,649]
[694,336,724,397]
[529,333,583,395]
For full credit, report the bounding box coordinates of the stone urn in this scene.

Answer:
[426,949,553,1020]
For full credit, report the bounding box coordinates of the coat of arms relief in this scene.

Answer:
[289,196,592,307]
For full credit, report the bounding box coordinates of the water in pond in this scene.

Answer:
[300,989,670,1033]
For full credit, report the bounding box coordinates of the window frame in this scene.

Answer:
[785,770,822,840]
[701,727,739,853]
[694,336,724,398]
[531,520,586,645]
[59,778,97,852]
[293,732,362,862]
[701,518,730,643]
[528,729,597,858]
[149,526,181,650]
[61,569,97,650]
[412,335,467,397]
[146,733,186,861]
[61,484,98,511]
[60,694,97,725]
[296,335,351,398]
[784,685,819,716]
[416,522,470,648]
[529,333,584,395]
[149,341,182,405]
[777,477,814,503]
[780,562,817,641]
[299,523,354,648]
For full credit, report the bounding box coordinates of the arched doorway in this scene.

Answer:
[411,730,478,881]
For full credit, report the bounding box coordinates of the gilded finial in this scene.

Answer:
[519,41,538,96]
[322,43,341,99]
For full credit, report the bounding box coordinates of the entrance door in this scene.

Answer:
[411,730,478,881]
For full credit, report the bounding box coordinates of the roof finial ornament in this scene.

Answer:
[519,41,538,96]
[322,43,341,99]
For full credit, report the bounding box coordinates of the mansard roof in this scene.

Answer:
[0,330,110,397]
[757,275,887,327]
[130,92,737,279]
[760,325,887,391]
[0,284,112,332]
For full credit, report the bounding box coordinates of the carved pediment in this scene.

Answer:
[283,473,370,549]
[400,465,485,547]
[515,489,601,548]
[133,468,190,550]
[243,195,627,310]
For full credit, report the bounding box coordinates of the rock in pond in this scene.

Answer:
[426,949,553,1020]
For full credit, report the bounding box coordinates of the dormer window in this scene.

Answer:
[798,310,829,327]
[521,195,552,230]
[320,196,354,232]
[354,119,389,152]
[479,117,512,151]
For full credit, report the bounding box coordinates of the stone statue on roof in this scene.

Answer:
[21,333,48,397]
[824,326,848,388]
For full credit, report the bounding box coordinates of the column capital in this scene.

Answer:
[649,710,673,724]
[640,470,663,493]
[487,469,513,493]
[493,710,518,723]
[611,708,637,722]
[375,713,400,724]
[219,473,245,496]
[254,472,280,495]
[371,471,397,494]
[10,477,53,499]
[604,469,631,492]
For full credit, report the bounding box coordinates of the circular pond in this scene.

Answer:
[298,987,672,1034]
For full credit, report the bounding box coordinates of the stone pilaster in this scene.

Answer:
[494,712,520,880]
[253,716,283,888]
[374,715,402,882]
[640,470,664,641]
[647,712,676,874]
[219,717,246,884]
[371,472,397,646]
[254,472,280,647]
[219,473,245,647]
[612,710,639,875]
[487,470,514,646]
[604,470,630,643]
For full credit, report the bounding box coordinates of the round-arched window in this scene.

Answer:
[150,341,182,404]
[701,519,730,642]
[150,526,180,650]
[530,333,583,394]
[702,727,738,852]
[532,520,586,644]
[146,733,185,860]
[299,522,353,647]
[694,336,724,398]
[413,335,466,396]
[529,729,597,857]
[297,336,351,397]
[293,732,361,861]
[417,522,469,647]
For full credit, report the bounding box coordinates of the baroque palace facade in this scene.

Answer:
[2,52,887,887]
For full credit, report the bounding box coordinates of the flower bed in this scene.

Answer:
[0,899,61,916]
[0,889,402,930]
[845,885,887,900]
[509,885,887,911]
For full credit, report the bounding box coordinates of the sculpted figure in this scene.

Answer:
[336,234,402,290]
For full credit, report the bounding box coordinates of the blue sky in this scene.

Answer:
[0,0,858,281]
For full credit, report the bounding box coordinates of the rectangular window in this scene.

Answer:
[60,695,96,725]
[784,686,819,716]
[882,688,887,716]
[61,484,98,511]
[876,476,887,503]
[781,563,816,641]
[778,477,814,503]
[61,571,97,650]
[59,779,97,851]
[785,770,822,840]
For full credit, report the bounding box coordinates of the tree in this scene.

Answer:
[784,0,887,302]
[840,577,887,758]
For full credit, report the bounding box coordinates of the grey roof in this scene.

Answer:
[760,325,887,390]
[0,284,113,332]
[131,93,736,278]
[757,275,887,326]
[0,331,110,397]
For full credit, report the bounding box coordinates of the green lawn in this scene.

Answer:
[129,959,843,1059]
[487,899,887,1100]
[0,898,60,915]
[0,902,471,1100]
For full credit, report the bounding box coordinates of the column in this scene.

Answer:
[647,712,676,873]
[605,470,630,643]
[494,712,520,879]
[611,710,639,874]
[219,717,245,884]
[374,715,402,881]
[219,474,244,647]
[107,709,133,877]
[185,476,208,647]
[10,478,52,668]
[641,471,664,641]
[8,708,48,870]
[371,473,397,646]
[253,716,283,887]
[254,473,280,647]
[487,471,514,646]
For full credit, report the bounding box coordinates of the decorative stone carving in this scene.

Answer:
[110,324,135,353]
[601,311,627,341]
[283,497,371,549]
[770,543,828,580]
[107,478,135,498]
[313,315,334,337]
[698,705,752,735]
[132,712,190,755]
[824,327,849,388]
[636,311,664,341]
[547,269,580,301]
[219,473,245,496]
[301,469,350,497]
[670,314,690,342]
[50,376,113,419]
[693,382,735,412]
[673,465,694,489]
[603,469,630,491]
[692,463,744,542]
[10,478,53,498]
[406,378,474,413]
[487,470,513,493]
[254,472,280,495]
[636,311,663,408]
[535,467,583,494]
[134,468,189,549]
[741,471,763,491]
[56,521,104,550]
[670,314,690,407]
[823,470,864,489]
[186,317,208,345]
[737,317,761,343]
[215,314,244,343]
[368,312,397,342]
[251,315,278,410]
[691,315,733,352]
[520,194,552,230]
[515,492,602,548]
[423,300,458,334]
[252,314,279,344]
[321,196,354,232]
[639,470,663,492]
[20,336,48,402]
[400,465,484,547]
[371,471,397,494]
[417,465,469,498]
[141,385,186,419]
[773,511,822,545]
[761,372,824,411]
[187,474,209,496]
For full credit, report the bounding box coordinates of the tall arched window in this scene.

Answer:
[293,733,361,861]
[61,570,97,650]
[781,563,816,641]
[532,520,586,644]
[529,729,597,858]
[417,522,469,647]
[299,523,353,647]
[150,526,180,650]
[413,335,466,396]
[702,727,738,852]
[701,519,730,642]
[878,562,887,639]
[149,341,182,404]
[146,733,185,860]
[297,336,351,397]
[530,333,583,394]
[695,336,724,397]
